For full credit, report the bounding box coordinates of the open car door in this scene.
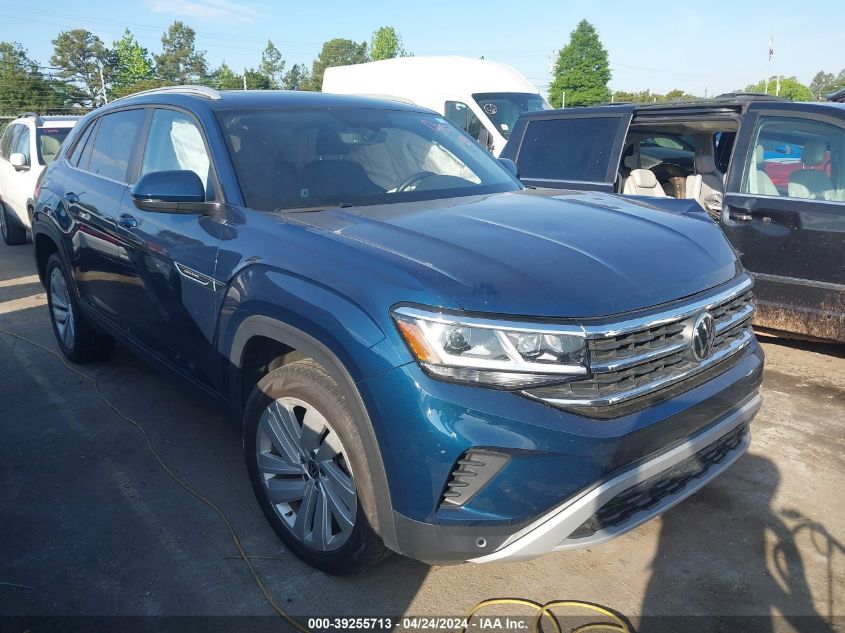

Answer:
[501,105,634,193]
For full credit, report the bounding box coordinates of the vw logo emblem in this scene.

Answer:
[690,312,716,361]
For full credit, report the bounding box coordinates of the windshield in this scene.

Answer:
[37,126,71,163]
[473,92,551,139]
[218,108,521,211]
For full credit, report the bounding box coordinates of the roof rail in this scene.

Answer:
[713,91,788,102]
[112,85,222,103]
[18,112,44,125]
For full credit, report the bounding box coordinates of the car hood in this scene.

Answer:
[285,189,740,318]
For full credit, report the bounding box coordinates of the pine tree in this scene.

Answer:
[548,20,611,108]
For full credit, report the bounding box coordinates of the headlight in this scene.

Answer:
[391,306,587,389]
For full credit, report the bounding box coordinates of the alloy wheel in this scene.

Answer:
[256,397,358,551]
[49,266,75,350]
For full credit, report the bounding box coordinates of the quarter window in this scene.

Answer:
[69,120,97,168]
[141,109,212,198]
[87,109,147,182]
[743,116,845,202]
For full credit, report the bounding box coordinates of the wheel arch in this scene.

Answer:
[229,315,400,553]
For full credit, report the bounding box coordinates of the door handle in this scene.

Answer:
[727,208,753,222]
[118,213,139,230]
[64,192,79,203]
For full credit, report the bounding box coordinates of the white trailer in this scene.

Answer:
[322,56,550,156]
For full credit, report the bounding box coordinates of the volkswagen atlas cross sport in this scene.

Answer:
[31,86,763,574]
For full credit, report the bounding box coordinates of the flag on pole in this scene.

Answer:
[768,37,774,62]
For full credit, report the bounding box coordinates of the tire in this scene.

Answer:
[0,201,28,245]
[244,359,389,575]
[45,253,115,363]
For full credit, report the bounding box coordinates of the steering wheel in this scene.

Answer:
[397,171,438,192]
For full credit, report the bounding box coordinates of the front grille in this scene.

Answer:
[525,281,755,410]
[570,422,749,539]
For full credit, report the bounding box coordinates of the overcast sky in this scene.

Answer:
[1,0,841,97]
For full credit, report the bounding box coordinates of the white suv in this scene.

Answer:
[0,113,78,244]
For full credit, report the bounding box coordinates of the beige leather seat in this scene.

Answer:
[623,169,667,197]
[788,139,833,199]
[746,145,779,196]
[40,135,61,163]
[686,154,724,211]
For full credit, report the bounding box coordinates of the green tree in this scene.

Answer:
[155,21,208,84]
[282,63,310,90]
[259,40,285,88]
[0,42,69,115]
[110,29,154,99]
[370,26,408,61]
[744,76,813,102]
[808,70,845,100]
[50,29,112,107]
[548,20,611,108]
[209,61,243,89]
[112,77,167,99]
[309,38,368,91]
[244,68,271,89]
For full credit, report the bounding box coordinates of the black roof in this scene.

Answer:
[517,93,845,121]
[106,88,430,114]
[829,87,845,103]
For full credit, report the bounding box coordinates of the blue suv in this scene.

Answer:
[32,87,763,574]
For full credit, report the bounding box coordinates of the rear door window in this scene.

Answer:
[87,109,147,182]
[742,116,845,202]
[516,117,622,183]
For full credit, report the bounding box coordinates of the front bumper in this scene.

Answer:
[360,340,763,564]
[469,393,758,563]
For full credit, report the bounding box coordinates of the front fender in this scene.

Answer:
[218,264,407,395]
[218,265,406,552]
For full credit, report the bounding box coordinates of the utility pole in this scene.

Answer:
[562,92,566,108]
[243,73,248,90]
[98,63,108,105]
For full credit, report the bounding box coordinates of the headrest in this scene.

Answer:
[755,145,766,167]
[695,154,716,174]
[630,169,659,188]
[801,139,827,166]
[40,135,61,161]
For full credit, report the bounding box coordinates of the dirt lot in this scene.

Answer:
[0,238,843,632]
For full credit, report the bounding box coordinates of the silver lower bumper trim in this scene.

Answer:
[469,393,761,563]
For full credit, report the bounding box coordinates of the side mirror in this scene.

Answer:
[131,170,216,214]
[10,152,29,171]
[498,158,520,178]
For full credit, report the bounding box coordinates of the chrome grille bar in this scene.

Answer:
[523,275,756,410]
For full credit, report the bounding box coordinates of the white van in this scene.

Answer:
[322,56,550,156]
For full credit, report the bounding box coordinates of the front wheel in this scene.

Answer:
[244,359,388,574]
[45,253,115,363]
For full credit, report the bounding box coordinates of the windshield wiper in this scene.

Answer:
[273,202,356,214]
